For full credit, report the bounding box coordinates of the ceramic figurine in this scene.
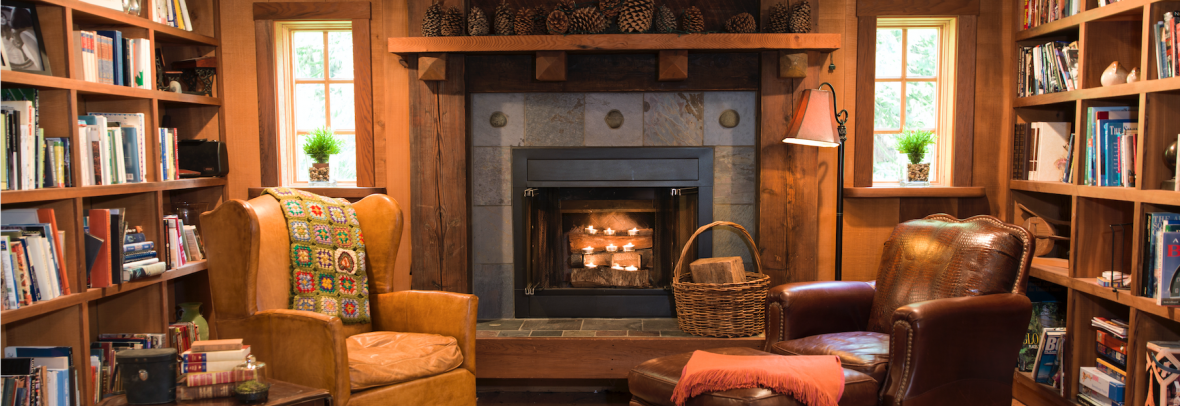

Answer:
[1100,61,1128,87]
[1127,67,1140,83]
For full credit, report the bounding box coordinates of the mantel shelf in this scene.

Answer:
[387,33,841,56]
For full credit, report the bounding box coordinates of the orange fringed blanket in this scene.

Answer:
[670,351,845,406]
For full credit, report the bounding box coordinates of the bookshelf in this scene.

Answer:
[1008,0,1180,405]
[0,0,224,404]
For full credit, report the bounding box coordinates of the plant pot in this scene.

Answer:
[176,302,210,341]
[902,163,931,187]
[309,163,331,183]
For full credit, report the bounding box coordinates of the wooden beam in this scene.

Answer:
[856,0,979,16]
[254,20,280,187]
[758,51,791,286]
[389,33,841,55]
[476,336,762,379]
[657,50,688,81]
[953,15,977,187]
[466,53,759,92]
[535,51,567,81]
[353,18,375,187]
[252,2,371,20]
[418,53,447,81]
[779,51,807,78]
[852,17,876,187]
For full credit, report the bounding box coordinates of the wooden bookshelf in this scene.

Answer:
[1008,0,1180,404]
[0,0,224,405]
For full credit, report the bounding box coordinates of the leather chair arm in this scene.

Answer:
[763,281,875,351]
[881,293,1032,406]
[244,309,352,406]
[372,290,478,375]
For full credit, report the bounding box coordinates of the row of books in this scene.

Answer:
[78,113,147,186]
[1153,11,1180,80]
[1152,212,1180,305]
[1,347,78,406]
[89,323,199,401]
[2,90,74,191]
[1082,107,1137,187]
[1079,317,1129,406]
[152,0,195,32]
[0,209,71,310]
[1017,41,1079,98]
[74,31,153,90]
[162,215,205,270]
[1022,0,1081,30]
[1011,121,1073,182]
[178,339,254,401]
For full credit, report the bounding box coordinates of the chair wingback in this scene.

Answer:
[201,192,406,336]
[865,214,1032,333]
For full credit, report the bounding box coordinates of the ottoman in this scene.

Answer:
[627,347,879,406]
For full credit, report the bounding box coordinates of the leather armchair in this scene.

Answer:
[201,193,477,406]
[764,214,1033,406]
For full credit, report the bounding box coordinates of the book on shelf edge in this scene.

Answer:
[189,339,243,353]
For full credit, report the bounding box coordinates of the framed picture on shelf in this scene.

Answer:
[0,1,51,75]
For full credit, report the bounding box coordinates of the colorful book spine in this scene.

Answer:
[176,383,234,401]
[185,370,254,387]
[180,346,250,363]
[180,360,241,374]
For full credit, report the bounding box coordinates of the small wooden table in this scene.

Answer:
[99,380,331,406]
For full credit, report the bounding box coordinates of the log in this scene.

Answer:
[581,253,614,268]
[611,252,641,268]
[571,267,651,288]
[571,249,651,268]
[568,230,653,252]
[689,257,745,284]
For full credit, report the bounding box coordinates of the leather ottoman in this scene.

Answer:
[627,347,878,406]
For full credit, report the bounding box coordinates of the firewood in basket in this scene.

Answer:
[689,257,745,284]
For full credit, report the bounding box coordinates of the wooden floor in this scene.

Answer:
[474,392,1028,405]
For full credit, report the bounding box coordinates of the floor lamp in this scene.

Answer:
[781,83,848,281]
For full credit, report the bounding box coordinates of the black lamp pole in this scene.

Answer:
[818,82,848,281]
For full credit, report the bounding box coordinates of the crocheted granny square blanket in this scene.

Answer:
[264,187,370,324]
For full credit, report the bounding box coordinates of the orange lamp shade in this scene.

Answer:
[782,89,840,148]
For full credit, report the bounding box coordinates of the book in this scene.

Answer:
[1032,327,1066,384]
[1097,341,1127,369]
[1019,280,1066,372]
[1092,317,1129,338]
[180,360,242,374]
[123,241,154,252]
[1163,229,1180,307]
[180,346,250,363]
[84,210,112,288]
[176,382,234,401]
[1096,357,1126,383]
[1080,366,1125,402]
[1096,329,1127,355]
[190,339,243,353]
[1146,213,1180,299]
[185,370,254,387]
[124,262,166,281]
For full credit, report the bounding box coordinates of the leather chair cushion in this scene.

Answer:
[769,332,890,383]
[627,347,878,406]
[346,331,463,391]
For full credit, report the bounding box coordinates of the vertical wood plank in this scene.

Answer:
[786,52,821,283]
[853,17,877,187]
[438,53,468,293]
[953,15,977,187]
[897,197,959,222]
[255,20,280,187]
[842,198,899,281]
[758,51,792,286]
[353,18,375,187]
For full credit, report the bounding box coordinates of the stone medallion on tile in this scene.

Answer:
[643,92,704,146]
[474,264,514,320]
[714,146,756,205]
[524,93,585,146]
[472,206,513,264]
[584,93,643,146]
[472,93,525,146]
[473,147,512,206]
[713,204,757,273]
[522,319,584,331]
[704,91,756,146]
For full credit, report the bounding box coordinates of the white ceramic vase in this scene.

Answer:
[1127,67,1140,83]
[1100,61,1128,87]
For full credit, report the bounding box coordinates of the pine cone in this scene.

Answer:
[570,6,607,34]
[495,1,514,35]
[422,2,443,37]
[725,12,755,33]
[547,9,570,34]
[653,5,675,33]
[790,1,811,33]
[681,6,704,33]
[618,0,653,33]
[767,2,790,33]
[598,0,620,19]
[441,7,464,36]
[557,0,578,13]
[469,6,489,36]
[533,6,548,34]
[515,7,535,35]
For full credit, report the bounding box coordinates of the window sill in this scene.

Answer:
[843,186,986,198]
[248,187,386,200]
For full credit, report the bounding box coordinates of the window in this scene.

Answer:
[275,22,357,186]
[872,18,957,184]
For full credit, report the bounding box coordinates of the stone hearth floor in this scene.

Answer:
[476,318,764,338]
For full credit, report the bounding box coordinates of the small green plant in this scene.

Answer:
[302,127,342,164]
[896,129,937,165]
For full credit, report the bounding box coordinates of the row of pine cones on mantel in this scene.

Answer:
[421,0,812,37]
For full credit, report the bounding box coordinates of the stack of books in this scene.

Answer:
[1011,121,1073,182]
[1079,366,1125,406]
[1022,0,1082,30]
[1154,11,1178,80]
[151,0,195,32]
[159,128,181,181]
[77,112,147,186]
[1,208,71,309]
[1079,317,1127,405]
[74,31,153,89]
[162,215,205,269]
[1144,212,1180,300]
[122,230,165,281]
[179,339,252,401]
[3,89,73,191]
[1,346,76,406]
[1017,41,1079,97]
[168,322,200,353]
[1082,106,1137,187]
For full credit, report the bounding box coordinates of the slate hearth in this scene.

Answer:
[474,318,765,338]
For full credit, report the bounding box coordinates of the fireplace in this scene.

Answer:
[512,148,713,318]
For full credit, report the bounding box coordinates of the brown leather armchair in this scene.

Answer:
[201,193,477,406]
[629,214,1033,406]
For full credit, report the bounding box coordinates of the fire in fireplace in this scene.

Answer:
[512,148,713,318]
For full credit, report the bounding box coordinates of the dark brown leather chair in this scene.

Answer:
[629,214,1033,406]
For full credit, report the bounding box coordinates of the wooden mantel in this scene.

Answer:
[389,33,841,81]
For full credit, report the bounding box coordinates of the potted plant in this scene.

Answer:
[896,129,936,187]
[303,127,341,184]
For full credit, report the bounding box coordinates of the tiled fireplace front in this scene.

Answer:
[471,91,757,320]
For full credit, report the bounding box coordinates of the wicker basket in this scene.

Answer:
[672,221,770,338]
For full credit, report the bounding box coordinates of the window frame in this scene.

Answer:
[872,17,959,186]
[275,21,357,187]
